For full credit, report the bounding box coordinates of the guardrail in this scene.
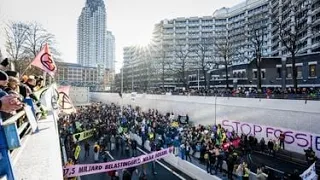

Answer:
[0,109,41,180]
[2,111,30,144]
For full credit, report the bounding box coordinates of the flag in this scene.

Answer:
[58,86,76,114]
[31,44,57,77]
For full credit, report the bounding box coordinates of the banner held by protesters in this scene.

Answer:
[63,147,173,178]
[300,162,318,180]
[72,129,95,142]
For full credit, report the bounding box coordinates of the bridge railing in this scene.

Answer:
[0,109,42,180]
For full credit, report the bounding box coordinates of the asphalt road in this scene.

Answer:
[77,140,184,180]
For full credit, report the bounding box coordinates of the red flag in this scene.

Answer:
[31,44,56,76]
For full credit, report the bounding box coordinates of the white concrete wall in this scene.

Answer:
[90,93,320,134]
[70,87,90,106]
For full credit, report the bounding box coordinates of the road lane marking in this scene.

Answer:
[137,147,186,180]
[106,151,114,160]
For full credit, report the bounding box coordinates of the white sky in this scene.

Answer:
[0,0,242,72]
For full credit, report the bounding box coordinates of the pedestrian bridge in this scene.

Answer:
[0,109,64,180]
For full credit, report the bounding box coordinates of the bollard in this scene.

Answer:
[0,124,15,180]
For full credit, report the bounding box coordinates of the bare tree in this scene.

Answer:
[23,22,59,58]
[5,21,60,75]
[273,0,312,89]
[193,38,216,90]
[150,23,171,91]
[4,22,28,61]
[246,14,268,90]
[214,35,233,89]
[174,42,191,90]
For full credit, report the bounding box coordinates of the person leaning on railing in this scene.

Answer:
[0,70,24,123]
[19,76,45,117]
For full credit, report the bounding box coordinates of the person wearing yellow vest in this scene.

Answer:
[243,162,250,180]
[74,144,81,163]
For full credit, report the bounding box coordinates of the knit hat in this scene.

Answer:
[0,70,8,81]
[0,58,9,67]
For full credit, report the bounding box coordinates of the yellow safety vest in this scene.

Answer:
[74,145,81,160]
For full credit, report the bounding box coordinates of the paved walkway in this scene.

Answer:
[12,112,63,180]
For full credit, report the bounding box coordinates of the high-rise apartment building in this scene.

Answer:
[106,31,115,71]
[120,0,320,91]
[77,0,107,68]
[270,0,320,56]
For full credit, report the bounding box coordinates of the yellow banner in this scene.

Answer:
[72,129,95,142]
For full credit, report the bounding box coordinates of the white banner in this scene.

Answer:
[24,105,38,133]
[300,163,317,180]
[219,120,320,157]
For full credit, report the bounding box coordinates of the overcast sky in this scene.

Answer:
[0,0,242,72]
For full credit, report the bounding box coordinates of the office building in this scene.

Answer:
[120,0,320,91]
[106,30,115,71]
[55,62,111,91]
[77,0,107,68]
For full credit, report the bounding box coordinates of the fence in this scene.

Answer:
[0,110,40,180]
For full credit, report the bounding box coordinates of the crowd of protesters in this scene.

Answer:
[140,87,320,100]
[0,58,46,125]
[58,101,319,180]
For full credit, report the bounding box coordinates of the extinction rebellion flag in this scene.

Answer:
[31,43,57,77]
[58,86,76,114]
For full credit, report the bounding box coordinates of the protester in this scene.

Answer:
[58,102,318,180]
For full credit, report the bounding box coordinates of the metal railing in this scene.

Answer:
[2,111,30,144]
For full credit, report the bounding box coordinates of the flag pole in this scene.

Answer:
[19,62,33,78]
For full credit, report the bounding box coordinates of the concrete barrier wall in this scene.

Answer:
[128,133,221,180]
[90,93,320,134]
[70,87,90,106]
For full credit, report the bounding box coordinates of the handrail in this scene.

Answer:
[2,111,26,126]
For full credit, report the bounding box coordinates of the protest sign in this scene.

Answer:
[222,138,241,151]
[300,163,317,180]
[72,129,95,142]
[24,105,38,133]
[63,147,173,177]
[219,119,320,157]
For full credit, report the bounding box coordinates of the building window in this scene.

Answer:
[309,64,317,77]
[286,67,292,78]
[261,71,265,79]
[242,72,246,78]
[277,67,282,78]
[297,66,302,78]
[253,71,257,79]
